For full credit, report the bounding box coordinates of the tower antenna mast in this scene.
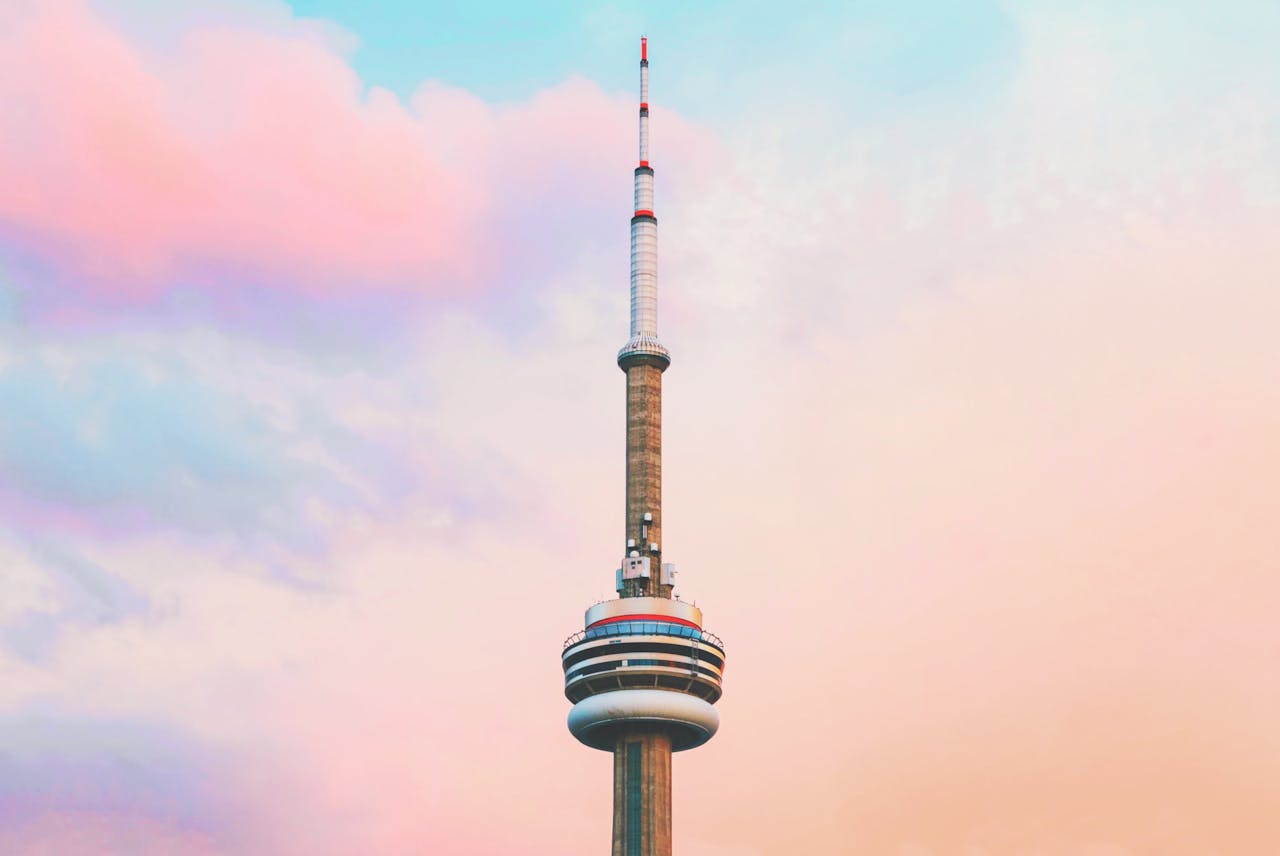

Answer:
[560,37,726,856]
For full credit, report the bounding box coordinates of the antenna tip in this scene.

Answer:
[641,36,647,61]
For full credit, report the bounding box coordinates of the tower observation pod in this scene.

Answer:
[562,37,724,856]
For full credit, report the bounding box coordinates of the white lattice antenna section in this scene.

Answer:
[620,35,669,364]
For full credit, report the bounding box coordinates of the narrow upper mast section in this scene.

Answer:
[639,36,650,168]
[619,35,668,369]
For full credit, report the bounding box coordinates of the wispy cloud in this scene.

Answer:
[0,1,1278,854]
[0,707,242,854]
[0,347,335,540]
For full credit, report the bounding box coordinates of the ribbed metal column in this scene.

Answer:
[630,211,658,337]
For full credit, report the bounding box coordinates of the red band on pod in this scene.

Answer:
[587,613,700,631]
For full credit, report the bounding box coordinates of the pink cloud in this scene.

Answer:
[4,814,224,856]
[0,1,716,299]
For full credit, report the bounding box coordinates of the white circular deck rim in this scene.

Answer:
[568,689,719,752]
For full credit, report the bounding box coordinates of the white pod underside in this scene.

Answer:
[568,689,719,752]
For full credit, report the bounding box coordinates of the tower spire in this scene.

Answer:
[562,38,724,856]
[621,36,667,367]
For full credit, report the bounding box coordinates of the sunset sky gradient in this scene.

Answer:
[1,1,1278,854]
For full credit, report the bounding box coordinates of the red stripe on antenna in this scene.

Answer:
[641,37,647,61]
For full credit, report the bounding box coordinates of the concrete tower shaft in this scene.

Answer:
[621,360,665,599]
[613,732,671,856]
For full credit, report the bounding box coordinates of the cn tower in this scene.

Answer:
[561,37,725,856]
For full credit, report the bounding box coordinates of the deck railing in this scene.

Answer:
[564,621,724,652]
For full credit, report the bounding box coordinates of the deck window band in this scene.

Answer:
[567,659,722,681]
[563,641,724,671]
[579,621,724,651]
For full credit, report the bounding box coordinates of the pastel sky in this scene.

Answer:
[1,1,1278,854]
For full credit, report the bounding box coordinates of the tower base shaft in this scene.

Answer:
[612,730,672,856]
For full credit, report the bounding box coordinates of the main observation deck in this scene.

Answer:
[562,597,725,751]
